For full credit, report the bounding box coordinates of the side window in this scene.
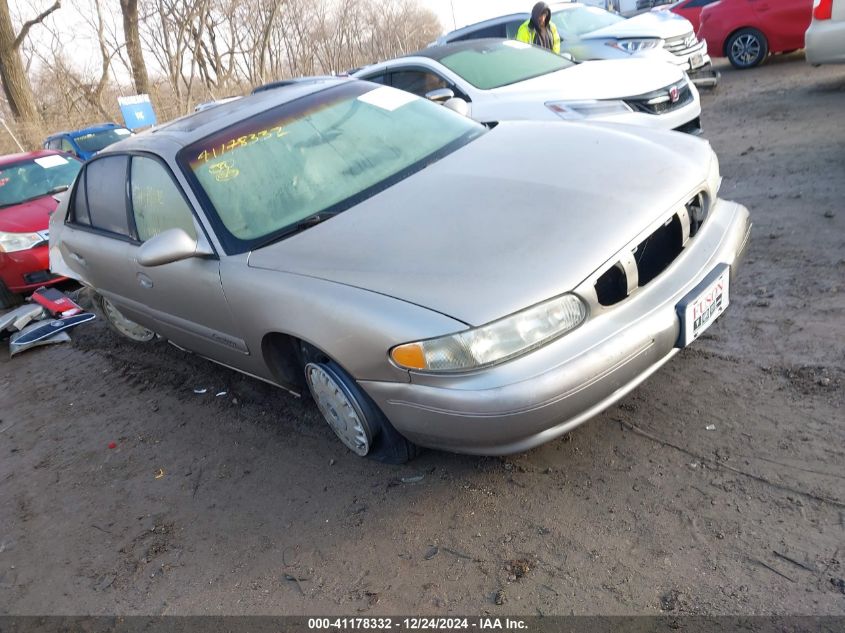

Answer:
[453,23,507,41]
[72,169,91,225]
[360,73,389,86]
[86,155,131,236]
[390,70,448,97]
[505,20,524,39]
[687,0,719,6]
[130,156,197,242]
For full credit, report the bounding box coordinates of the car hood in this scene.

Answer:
[489,58,683,100]
[248,121,713,326]
[582,10,694,40]
[0,194,55,233]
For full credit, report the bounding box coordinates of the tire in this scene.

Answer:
[304,358,419,464]
[0,280,21,310]
[726,28,768,69]
[93,293,157,343]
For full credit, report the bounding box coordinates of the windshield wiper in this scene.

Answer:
[252,212,338,250]
[0,185,72,209]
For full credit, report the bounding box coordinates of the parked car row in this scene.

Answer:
[434,2,720,87]
[6,0,788,461]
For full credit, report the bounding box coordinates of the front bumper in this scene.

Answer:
[362,198,751,455]
[0,245,65,294]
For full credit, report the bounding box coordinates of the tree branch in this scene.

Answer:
[14,0,62,49]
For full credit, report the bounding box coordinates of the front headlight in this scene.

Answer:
[706,147,721,197]
[390,293,587,373]
[546,100,632,120]
[0,230,46,253]
[607,38,664,53]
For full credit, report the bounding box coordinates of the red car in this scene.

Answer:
[671,0,722,32]
[695,0,813,68]
[0,150,82,308]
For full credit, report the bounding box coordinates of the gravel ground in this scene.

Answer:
[1,55,843,616]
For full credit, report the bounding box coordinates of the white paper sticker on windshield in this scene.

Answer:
[34,155,69,168]
[358,86,418,111]
[503,40,530,49]
[115,128,131,135]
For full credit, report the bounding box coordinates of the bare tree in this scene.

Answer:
[119,0,151,96]
[0,0,61,146]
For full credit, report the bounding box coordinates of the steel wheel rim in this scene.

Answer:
[731,34,761,66]
[305,363,371,456]
[102,298,155,342]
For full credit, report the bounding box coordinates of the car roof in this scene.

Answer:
[439,1,580,42]
[251,76,341,94]
[0,149,70,167]
[99,78,349,154]
[45,122,124,140]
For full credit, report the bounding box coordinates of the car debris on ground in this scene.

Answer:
[0,287,95,357]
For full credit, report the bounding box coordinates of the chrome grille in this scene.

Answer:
[663,32,704,57]
[624,80,694,116]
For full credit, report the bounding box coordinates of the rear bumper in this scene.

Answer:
[805,21,845,65]
[0,245,65,293]
[362,198,751,455]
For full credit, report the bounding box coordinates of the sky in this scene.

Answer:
[422,0,532,32]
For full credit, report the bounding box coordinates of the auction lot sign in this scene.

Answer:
[0,617,841,633]
[118,94,158,130]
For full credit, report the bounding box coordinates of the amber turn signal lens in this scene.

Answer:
[390,343,426,370]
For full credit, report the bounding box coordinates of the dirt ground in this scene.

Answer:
[1,55,844,617]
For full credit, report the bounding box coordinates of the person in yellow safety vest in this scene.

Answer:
[515,2,561,54]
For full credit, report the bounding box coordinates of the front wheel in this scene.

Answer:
[305,360,418,463]
[726,28,768,69]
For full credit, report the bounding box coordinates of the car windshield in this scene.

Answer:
[0,155,82,208]
[181,81,485,253]
[72,127,132,152]
[552,7,626,36]
[437,40,573,90]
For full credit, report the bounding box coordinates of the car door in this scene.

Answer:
[56,154,143,315]
[120,154,250,365]
[749,0,813,50]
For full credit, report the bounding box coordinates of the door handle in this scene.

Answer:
[137,272,154,289]
[69,251,86,266]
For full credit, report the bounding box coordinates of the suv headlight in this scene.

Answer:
[546,100,632,120]
[390,293,587,372]
[607,38,663,53]
[0,230,46,253]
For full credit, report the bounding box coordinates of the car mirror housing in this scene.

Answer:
[425,87,455,103]
[137,228,212,267]
[443,97,470,117]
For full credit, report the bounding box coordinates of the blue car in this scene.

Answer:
[43,122,132,160]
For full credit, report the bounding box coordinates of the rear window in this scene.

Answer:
[438,40,573,90]
[179,81,484,254]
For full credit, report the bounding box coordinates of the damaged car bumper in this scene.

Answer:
[362,198,751,455]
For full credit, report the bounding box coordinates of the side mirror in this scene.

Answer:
[137,228,212,267]
[443,97,470,117]
[425,87,455,103]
